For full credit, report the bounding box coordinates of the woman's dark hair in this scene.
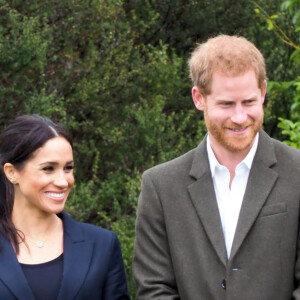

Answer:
[0,114,72,253]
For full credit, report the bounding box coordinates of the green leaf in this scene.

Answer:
[266,19,274,30]
[254,8,260,15]
[281,0,292,10]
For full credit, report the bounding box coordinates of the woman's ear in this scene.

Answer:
[3,163,18,184]
[192,86,205,111]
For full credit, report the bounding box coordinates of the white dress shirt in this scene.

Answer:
[207,133,259,258]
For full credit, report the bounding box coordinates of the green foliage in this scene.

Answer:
[0,1,52,126]
[252,0,300,142]
[125,0,274,57]
[0,1,206,297]
[278,118,300,148]
[277,75,300,148]
[255,0,300,147]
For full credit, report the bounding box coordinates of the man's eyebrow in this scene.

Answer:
[216,95,258,102]
[216,99,235,103]
[243,94,258,100]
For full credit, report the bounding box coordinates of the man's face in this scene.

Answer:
[192,69,266,156]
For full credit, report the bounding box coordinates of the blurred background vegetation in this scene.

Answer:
[0,0,299,297]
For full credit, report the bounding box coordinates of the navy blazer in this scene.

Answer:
[0,212,130,299]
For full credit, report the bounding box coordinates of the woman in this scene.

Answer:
[0,115,130,300]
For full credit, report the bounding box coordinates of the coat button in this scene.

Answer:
[221,279,226,290]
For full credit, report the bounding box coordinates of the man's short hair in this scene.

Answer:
[188,35,267,96]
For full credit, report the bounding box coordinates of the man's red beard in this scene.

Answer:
[204,109,263,153]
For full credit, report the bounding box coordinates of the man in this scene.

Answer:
[133,35,300,299]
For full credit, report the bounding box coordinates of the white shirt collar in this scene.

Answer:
[207,132,259,177]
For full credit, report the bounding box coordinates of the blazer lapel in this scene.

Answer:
[57,212,94,300]
[230,130,278,260]
[0,236,35,300]
[188,137,228,266]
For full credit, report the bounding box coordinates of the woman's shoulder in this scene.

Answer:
[79,222,116,240]
[61,211,118,244]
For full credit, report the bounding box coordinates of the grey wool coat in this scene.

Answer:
[133,130,300,300]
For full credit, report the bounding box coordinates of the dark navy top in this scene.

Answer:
[20,253,63,300]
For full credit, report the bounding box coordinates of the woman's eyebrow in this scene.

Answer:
[38,160,74,166]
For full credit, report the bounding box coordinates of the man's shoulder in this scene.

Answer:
[143,142,204,180]
[271,138,300,168]
[271,137,300,156]
[259,130,300,170]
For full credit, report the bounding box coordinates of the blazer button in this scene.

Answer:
[221,279,226,290]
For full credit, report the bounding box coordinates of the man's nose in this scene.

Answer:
[231,105,247,124]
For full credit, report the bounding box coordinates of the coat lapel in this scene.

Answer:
[188,137,228,266]
[229,130,278,260]
[57,212,94,300]
[0,236,35,300]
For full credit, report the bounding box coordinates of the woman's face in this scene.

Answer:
[12,136,74,215]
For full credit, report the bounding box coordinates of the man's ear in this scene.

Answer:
[261,80,267,104]
[3,163,18,184]
[192,86,205,111]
